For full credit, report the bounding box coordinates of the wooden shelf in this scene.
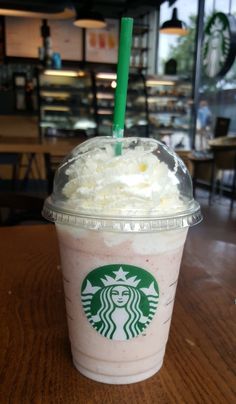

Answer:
[149,110,187,115]
[132,47,149,53]
[130,65,148,70]
[150,127,190,133]
[133,24,149,35]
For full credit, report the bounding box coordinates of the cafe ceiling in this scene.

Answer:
[0,0,175,19]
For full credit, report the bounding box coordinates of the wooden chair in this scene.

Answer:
[188,152,214,201]
[214,117,230,138]
[209,148,236,210]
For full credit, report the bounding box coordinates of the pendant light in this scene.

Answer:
[0,1,74,19]
[73,8,106,29]
[160,7,188,36]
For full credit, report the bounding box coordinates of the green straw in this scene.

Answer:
[113,17,133,156]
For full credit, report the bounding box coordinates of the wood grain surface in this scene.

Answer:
[209,136,236,150]
[0,216,235,403]
[0,136,85,154]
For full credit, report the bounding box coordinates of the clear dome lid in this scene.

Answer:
[42,137,202,232]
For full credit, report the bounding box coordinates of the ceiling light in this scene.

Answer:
[97,109,113,115]
[97,93,114,99]
[96,73,117,80]
[74,9,106,29]
[77,71,85,77]
[44,70,78,77]
[160,7,188,36]
[146,80,175,86]
[40,92,71,98]
[42,106,70,112]
[0,7,74,19]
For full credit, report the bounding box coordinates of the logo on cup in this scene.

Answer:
[81,264,159,340]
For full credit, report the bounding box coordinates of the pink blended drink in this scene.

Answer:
[43,137,202,384]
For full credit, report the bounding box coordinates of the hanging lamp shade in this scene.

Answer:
[0,1,74,19]
[160,7,188,35]
[73,8,106,29]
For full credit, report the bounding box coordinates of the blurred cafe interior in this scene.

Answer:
[0,0,236,221]
[0,1,236,402]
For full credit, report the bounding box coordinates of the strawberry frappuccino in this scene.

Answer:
[43,136,202,384]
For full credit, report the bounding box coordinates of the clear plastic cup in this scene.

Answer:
[43,137,202,384]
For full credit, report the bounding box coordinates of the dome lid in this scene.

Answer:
[42,137,202,232]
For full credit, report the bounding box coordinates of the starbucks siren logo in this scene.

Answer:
[203,12,236,78]
[81,264,159,340]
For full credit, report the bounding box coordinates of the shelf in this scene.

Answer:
[133,25,149,35]
[40,100,93,108]
[147,95,188,100]
[132,47,149,53]
[148,95,178,100]
[130,65,148,70]
[149,110,187,115]
[150,127,190,133]
[147,93,189,98]
[97,110,113,115]
[96,106,146,113]
[96,90,146,99]
[96,87,115,94]
[39,86,93,94]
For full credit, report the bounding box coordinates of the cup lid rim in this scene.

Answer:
[42,196,202,232]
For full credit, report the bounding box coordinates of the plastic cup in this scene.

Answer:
[43,137,202,384]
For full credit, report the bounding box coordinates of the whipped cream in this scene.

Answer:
[62,142,186,216]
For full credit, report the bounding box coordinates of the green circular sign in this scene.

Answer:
[203,12,236,78]
[81,264,159,340]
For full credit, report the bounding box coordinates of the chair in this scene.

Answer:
[209,148,236,210]
[188,152,214,200]
[188,117,232,202]
[0,192,46,226]
[214,117,230,138]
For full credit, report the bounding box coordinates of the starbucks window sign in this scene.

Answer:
[203,12,236,78]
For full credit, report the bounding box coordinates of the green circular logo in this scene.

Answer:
[81,264,159,340]
[203,12,235,78]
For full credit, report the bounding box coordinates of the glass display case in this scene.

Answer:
[95,72,115,136]
[37,69,97,138]
[146,76,192,150]
[95,71,148,137]
[37,69,192,149]
[126,73,148,137]
[130,24,149,71]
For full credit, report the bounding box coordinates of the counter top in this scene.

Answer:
[0,224,235,403]
[209,136,236,150]
[0,135,86,155]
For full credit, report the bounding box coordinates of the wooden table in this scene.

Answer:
[0,135,86,155]
[208,135,236,150]
[0,136,86,189]
[0,224,235,403]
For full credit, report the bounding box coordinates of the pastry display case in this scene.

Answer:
[37,69,97,138]
[95,71,148,137]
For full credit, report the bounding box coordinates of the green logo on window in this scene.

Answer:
[203,12,233,78]
[81,264,159,340]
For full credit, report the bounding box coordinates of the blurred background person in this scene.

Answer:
[197,100,212,151]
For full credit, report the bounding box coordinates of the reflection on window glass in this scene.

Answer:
[200,0,236,134]
[159,0,198,78]
[159,0,236,140]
